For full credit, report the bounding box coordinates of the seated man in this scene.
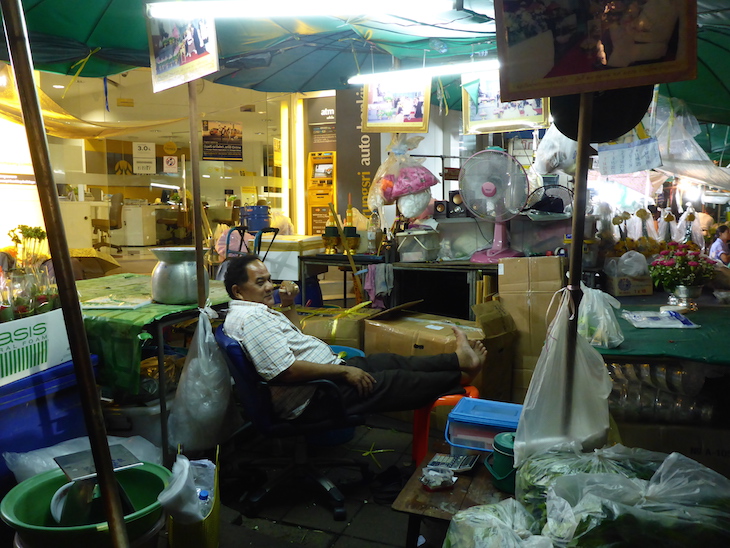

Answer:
[222,255,487,421]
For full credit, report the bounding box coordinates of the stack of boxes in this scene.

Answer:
[496,257,567,403]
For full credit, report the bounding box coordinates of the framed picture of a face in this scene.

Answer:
[494,0,696,102]
[462,72,549,134]
[361,79,431,133]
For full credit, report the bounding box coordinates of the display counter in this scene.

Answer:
[110,204,167,247]
[58,200,109,248]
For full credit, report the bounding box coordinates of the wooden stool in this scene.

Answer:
[412,385,480,466]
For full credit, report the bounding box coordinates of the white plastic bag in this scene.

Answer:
[168,311,241,452]
[513,290,613,467]
[577,282,624,348]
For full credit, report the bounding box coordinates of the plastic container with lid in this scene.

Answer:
[445,398,522,453]
[484,432,516,494]
[395,229,440,262]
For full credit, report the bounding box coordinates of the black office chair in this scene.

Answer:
[92,193,124,253]
[214,324,369,521]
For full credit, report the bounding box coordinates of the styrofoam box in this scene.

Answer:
[258,235,324,281]
[395,229,439,262]
[446,398,523,452]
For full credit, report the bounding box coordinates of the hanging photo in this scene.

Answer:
[494,0,697,101]
[361,80,431,133]
[462,72,549,134]
[147,16,218,93]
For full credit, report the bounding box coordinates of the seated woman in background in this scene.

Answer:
[709,225,730,265]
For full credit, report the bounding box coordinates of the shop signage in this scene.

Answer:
[163,155,178,174]
[133,141,156,175]
[336,87,381,218]
[202,120,243,161]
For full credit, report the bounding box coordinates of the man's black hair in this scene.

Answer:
[223,255,262,298]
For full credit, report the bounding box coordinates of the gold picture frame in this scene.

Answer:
[462,73,549,135]
[361,80,431,133]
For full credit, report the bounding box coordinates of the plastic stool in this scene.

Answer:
[412,385,480,465]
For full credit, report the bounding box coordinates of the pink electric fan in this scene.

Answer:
[457,149,529,264]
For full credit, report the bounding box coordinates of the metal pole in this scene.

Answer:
[563,91,593,435]
[187,81,206,308]
[0,1,129,546]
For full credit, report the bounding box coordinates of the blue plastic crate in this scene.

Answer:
[0,357,97,496]
[446,398,523,452]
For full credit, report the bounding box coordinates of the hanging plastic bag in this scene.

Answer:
[513,289,613,468]
[368,134,438,214]
[168,311,241,452]
[577,282,624,348]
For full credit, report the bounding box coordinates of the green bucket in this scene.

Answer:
[1,463,170,548]
[483,431,516,494]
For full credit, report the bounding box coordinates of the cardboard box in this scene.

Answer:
[258,234,323,281]
[470,301,517,402]
[496,292,558,361]
[364,310,485,357]
[299,304,383,349]
[616,422,730,478]
[497,256,567,293]
[0,309,71,388]
[605,275,654,297]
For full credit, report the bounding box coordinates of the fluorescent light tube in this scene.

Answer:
[347,59,499,85]
[147,0,454,19]
[150,182,180,190]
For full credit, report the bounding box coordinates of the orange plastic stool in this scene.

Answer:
[412,385,480,465]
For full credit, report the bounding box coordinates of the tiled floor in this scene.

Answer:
[106,246,451,548]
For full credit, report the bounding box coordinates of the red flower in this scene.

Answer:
[674,250,687,256]
[659,250,670,255]
[688,261,700,266]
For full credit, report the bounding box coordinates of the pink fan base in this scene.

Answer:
[470,221,523,264]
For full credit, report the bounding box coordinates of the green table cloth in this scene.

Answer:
[77,273,229,394]
[598,304,730,366]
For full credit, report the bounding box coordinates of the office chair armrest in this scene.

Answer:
[265,378,349,416]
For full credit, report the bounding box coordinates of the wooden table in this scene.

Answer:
[392,453,509,548]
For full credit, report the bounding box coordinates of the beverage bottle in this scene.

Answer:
[367,211,380,254]
[198,489,213,518]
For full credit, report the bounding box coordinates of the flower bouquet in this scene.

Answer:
[648,242,716,291]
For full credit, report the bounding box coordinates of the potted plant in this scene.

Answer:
[648,241,716,295]
[225,194,237,207]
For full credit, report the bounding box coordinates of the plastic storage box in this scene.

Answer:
[0,357,97,496]
[445,398,523,452]
[396,229,439,262]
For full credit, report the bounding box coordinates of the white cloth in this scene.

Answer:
[223,300,340,419]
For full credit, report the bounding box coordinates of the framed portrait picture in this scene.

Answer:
[462,72,549,134]
[361,79,431,133]
[147,16,219,93]
[494,0,697,102]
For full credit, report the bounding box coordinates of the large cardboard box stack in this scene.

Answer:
[258,234,323,281]
[497,256,567,403]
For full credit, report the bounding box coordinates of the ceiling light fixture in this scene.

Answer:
[52,84,64,89]
[150,182,180,190]
[347,59,500,85]
[147,0,454,18]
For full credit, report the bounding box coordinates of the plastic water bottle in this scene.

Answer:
[367,211,380,254]
[198,489,213,518]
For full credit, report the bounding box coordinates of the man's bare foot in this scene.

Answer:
[453,326,487,385]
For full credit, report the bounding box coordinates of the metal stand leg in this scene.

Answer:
[406,515,421,548]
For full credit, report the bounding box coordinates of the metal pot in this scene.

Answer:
[150,247,208,304]
[672,285,703,299]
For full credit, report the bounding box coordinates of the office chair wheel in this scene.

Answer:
[333,506,347,521]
